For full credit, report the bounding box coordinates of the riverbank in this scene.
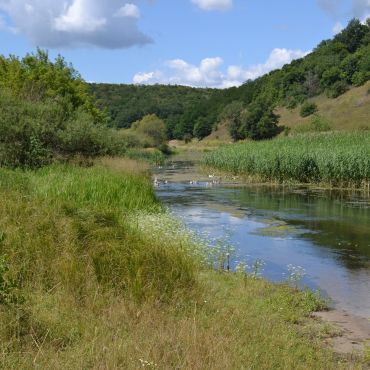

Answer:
[202,132,370,191]
[0,158,368,368]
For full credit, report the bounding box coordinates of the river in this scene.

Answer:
[153,155,370,318]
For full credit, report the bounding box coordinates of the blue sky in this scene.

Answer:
[0,0,369,87]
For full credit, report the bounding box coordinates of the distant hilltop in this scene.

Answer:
[90,18,370,142]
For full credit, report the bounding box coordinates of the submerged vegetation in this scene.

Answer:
[203,132,370,189]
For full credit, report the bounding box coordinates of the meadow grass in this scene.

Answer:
[0,159,366,369]
[278,81,370,132]
[202,132,370,189]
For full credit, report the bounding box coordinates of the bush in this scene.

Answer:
[183,133,192,144]
[132,114,167,148]
[300,102,318,117]
[286,97,299,110]
[193,116,213,139]
[0,92,57,168]
[0,50,123,168]
[58,110,108,157]
[220,101,245,142]
[241,98,281,140]
[326,80,349,98]
[351,71,367,86]
[310,115,331,132]
[0,91,123,167]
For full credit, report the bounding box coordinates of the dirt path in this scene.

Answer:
[313,310,370,355]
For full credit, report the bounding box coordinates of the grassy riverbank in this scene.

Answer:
[202,132,370,190]
[0,159,366,368]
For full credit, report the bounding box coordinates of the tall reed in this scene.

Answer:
[203,132,370,189]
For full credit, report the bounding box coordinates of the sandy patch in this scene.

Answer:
[313,309,370,355]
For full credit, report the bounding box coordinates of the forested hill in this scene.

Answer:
[89,83,218,137]
[89,18,370,141]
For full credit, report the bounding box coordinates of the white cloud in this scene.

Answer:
[317,0,370,18]
[54,0,106,33]
[332,21,344,34]
[115,3,140,19]
[133,48,309,88]
[317,0,342,16]
[352,0,370,18]
[192,0,233,11]
[0,0,151,49]
[133,71,162,84]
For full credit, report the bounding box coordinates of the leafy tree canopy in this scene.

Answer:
[89,18,370,141]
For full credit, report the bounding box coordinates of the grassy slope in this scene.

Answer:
[0,158,366,369]
[278,81,370,131]
[204,81,370,143]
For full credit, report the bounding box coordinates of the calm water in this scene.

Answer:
[154,158,370,318]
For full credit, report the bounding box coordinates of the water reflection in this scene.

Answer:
[154,160,370,317]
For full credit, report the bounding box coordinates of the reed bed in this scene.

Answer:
[202,132,370,189]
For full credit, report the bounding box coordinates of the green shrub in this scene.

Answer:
[326,80,349,98]
[193,116,213,139]
[309,114,332,132]
[300,102,318,117]
[57,109,108,157]
[131,114,167,148]
[351,71,367,86]
[0,50,135,168]
[0,92,58,168]
[183,133,192,144]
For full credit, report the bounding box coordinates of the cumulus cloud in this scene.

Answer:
[54,0,106,33]
[133,48,309,88]
[0,0,151,49]
[317,0,342,16]
[115,3,140,19]
[192,0,233,11]
[317,0,370,18]
[352,0,370,18]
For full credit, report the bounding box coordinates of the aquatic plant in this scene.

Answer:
[202,132,370,189]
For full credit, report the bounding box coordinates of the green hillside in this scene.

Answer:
[89,83,219,138]
[209,81,370,142]
[90,18,370,141]
[278,81,370,131]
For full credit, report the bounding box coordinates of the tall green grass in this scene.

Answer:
[0,162,365,368]
[0,165,196,303]
[30,164,162,213]
[203,132,370,189]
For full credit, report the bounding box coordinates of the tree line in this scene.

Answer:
[0,19,369,169]
[90,18,370,141]
[0,49,134,168]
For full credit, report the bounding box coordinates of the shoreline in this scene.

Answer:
[1,158,368,368]
[154,155,370,358]
[313,309,370,356]
[199,165,370,194]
